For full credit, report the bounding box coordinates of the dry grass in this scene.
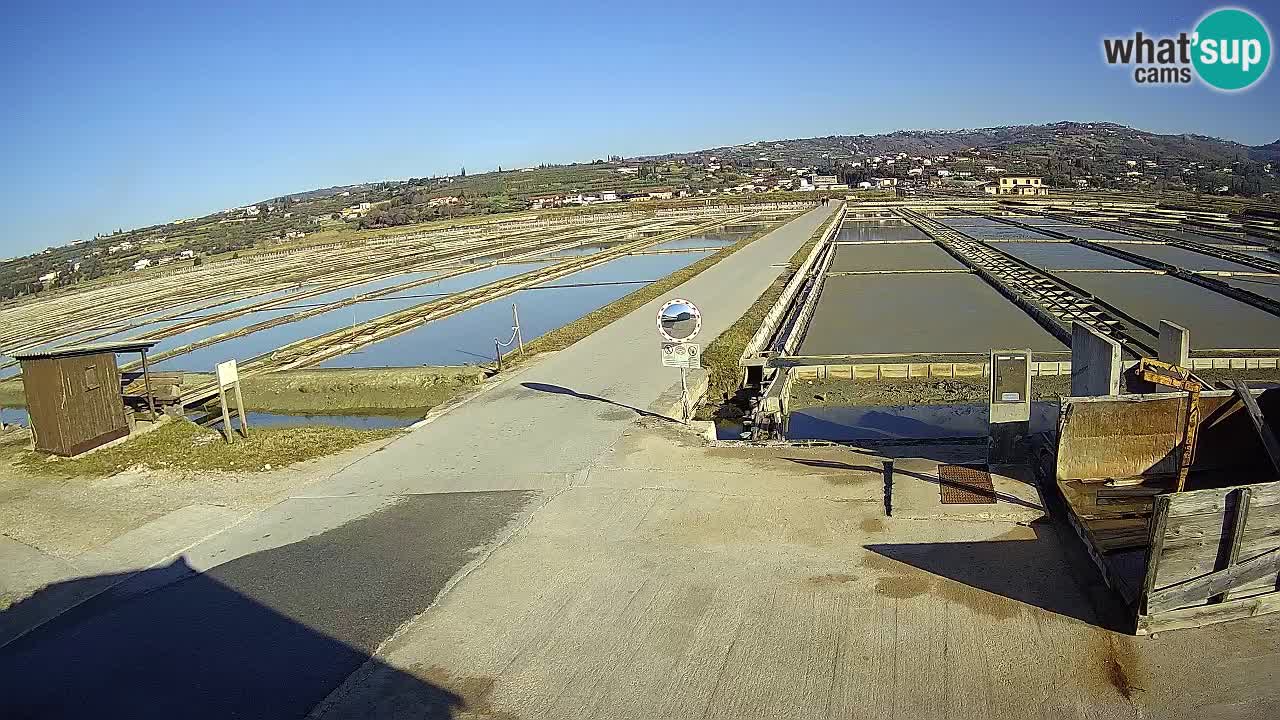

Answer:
[12,419,398,477]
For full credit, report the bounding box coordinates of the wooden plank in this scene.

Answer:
[1055,392,1238,482]
[1147,546,1280,613]
[1163,480,1280,518]
[1097,486,1165,503]
[1059,480,1155,519]
[1226,381,1280,476]
[139,349,156,421]
[1153,509,1280,586]
[1140,494,1171,615]
[1093,534,1151,550]
[218,385,233,444]
[233,381,249,439]
[1215,487,1252,604]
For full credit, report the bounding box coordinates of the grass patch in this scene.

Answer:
[515,214,797,358]
[13,419,398,477]
[0,380,22,407]
[695,208,841,420]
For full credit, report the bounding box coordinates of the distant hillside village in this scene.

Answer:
[518,155,1058,209]
[3,121,1275,302]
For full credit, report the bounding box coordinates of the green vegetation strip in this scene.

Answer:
[10,420,398,477]
[696,209,841,419]
[0,367,486,414]
[515,216,794,359]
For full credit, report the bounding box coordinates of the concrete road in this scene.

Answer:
[0,203,840,718]
[313,422,1280,720]
[1,492,534,719]
[313,201,838,493]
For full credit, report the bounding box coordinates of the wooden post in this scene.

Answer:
[1175,387,1200,493]
[1212,487,1252,604]
[495,339,503,371]
[233,380,249,439]
[218,384,233,444]
[1227,380,1280,475]
[139,350,158,421]
[1139,494,1171,616]
[513,303,524,355]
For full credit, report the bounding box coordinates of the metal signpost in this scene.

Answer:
[657,298,702,422]
[215,359,249,443]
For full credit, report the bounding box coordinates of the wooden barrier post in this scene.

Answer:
[233,380,249,439]
[217,383,233,444]
[139,349,158,422]
[215,359,248,442]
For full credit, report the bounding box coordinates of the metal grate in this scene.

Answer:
[938,464,997,504]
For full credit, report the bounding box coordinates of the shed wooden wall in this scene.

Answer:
[21,352,128,456]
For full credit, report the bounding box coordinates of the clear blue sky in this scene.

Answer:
[2,0,1275,254]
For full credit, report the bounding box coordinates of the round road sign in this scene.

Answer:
[657,298,702,343]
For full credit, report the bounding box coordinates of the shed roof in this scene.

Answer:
[13,340,159,361]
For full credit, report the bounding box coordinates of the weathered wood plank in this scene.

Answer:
[1056,480,1139,605]
[1227,381,1280,476]
[1164,480,1280,518]
[1215,487,1252,604]
[1097,486,1164,503]
[1140,495,1171,615]
[1055,392,1243,482]
[1147,546,1280,613]
[1155,506,1280,586]
[1097,533,1155,553]
[1139,591,1280,634]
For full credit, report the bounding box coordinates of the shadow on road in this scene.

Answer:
[864,519,1131,632]
[0,559,462,719]
[1,491,537,719]
[522,381,673,421]
[780,456,1042,510]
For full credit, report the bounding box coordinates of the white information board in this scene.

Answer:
[661,342,701,369]
[215,359,239,389]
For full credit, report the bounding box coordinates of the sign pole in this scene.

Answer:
[215,359,246,443]
[657,298,703,424]
[513,303,524,355]
[233,381,249,438]
[218,384,233,444]
[679,367,689,423]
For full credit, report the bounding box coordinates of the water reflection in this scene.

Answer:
[320,251,713,368]
[1,406,28,426]
[203,411,416,431]
[786,402,1058,442]
[154,263,551,371]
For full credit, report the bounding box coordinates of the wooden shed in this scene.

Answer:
[13,341,159,457]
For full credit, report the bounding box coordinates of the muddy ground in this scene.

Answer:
[788,368,1280,410]
[789,375,1071,409]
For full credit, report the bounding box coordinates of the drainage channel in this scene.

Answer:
[897,208,1158,356]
